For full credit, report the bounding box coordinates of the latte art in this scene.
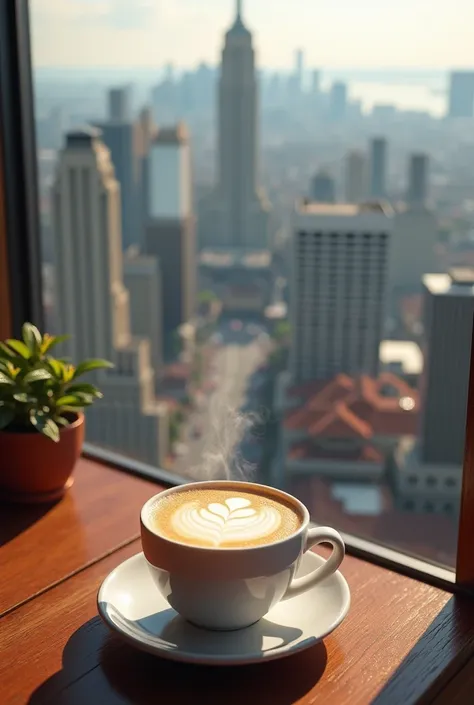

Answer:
[172,497,282,547]
[150,487,302,548]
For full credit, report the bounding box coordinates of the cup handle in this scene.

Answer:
[283,526,345,599]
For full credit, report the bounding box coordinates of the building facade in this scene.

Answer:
[198,0,270,251]
[52,127,169,466]
[310,171,336,203]
[448,71,474,118]
[344,150,368,203]
[290,201,393,382]
[369,137,387,199]
[145,124,196,358]
[407,153,429,206]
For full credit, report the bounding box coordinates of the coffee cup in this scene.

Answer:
[140,480,345,631]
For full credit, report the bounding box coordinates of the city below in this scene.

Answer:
[33,0,474,568]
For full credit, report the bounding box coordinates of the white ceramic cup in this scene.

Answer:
[140,480,345,631]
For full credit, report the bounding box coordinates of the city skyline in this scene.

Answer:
[30,0,474,70]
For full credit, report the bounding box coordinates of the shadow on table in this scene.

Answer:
[28,616,328,705]
[0,499,58,547]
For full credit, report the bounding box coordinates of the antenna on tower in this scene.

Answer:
[236,0,243,20]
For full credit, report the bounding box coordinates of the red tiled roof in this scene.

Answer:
[288,441,383,463]
[284,372,418,439]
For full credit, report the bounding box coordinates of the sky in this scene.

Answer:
[30,0,474,71]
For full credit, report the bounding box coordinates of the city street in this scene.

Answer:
[173,319,272,480]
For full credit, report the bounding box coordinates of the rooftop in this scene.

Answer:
[285,372,418,439]
[199,248,271,269]
[296,200,392,217]
[424,270,474,296]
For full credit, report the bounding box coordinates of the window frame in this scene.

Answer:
[1,0,473,594]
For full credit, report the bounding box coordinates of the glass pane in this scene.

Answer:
[30,0,471,569]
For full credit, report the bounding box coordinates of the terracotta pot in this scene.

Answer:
[0,412,85,503]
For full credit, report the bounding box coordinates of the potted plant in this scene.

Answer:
[0,322,113,503]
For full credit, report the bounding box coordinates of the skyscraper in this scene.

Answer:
[420,270,474,465]
[310,171,336,203]
[108,85,132,122]
[448,71,474,118]
[97,87,138,249]
[407,153,429,206]
[52,127,169,465]
[290,201,393,382]
[145,124,196,358]
[369,137,387,199]
[344,150,368,203]
[295,48,304,92]
[199,0,270,250]
[329,82,347,121]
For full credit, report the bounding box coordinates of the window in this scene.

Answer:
[0,0,458,591]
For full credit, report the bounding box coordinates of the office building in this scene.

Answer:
[134,105,158,246]
[290,201,393,382]
[124,247,163,377]
[310,171,336,203]
[369,137,387,199]
[448,71,474,118]
[97,87,138,249]
[344,150,368,203]
[421,270,474,465]
[407,153,429,206]
[145,124,196,357]
[108,85,132,122]
[311,70,320,96]
[329,82,347,121]
[295,48,304,92]
[198,0,270,250]
[52,127,169,466]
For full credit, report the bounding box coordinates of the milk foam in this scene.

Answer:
[171,497,281,547]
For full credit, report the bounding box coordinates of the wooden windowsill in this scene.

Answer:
[1,456,474,704]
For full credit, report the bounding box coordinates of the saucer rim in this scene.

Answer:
[97,551,351,666]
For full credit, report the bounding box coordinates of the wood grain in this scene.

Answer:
[456,311,474,587]
[0,457,159,616]
[431,657,474,704]
[3,539,474,705]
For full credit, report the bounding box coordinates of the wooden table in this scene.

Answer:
[2,457,474,705]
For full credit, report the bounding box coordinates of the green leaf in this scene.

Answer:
[73,358,113,378]
[65,383,103,398]
[22,323,42,353]
[41,334,70,354]
[30,411,60,442]
[56,395,83,407]
[46,357,63,379]
[23,369,52,384]
[0,371,14,385]
[55,415,71,428]
[0,342,15,358]
[13,392,34,403]
[5,339,32,359]
[0,406,15,429]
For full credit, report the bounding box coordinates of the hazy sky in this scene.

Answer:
[30,0,474,70]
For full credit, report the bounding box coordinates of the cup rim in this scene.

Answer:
[140,479,310,552]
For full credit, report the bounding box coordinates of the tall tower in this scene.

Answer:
[201,0,269,251]
[52,127,169,466]
[448,72,474,118]
[344,150,368,203]
[145,124,196,358]
[369,137,387,199]
[290,201,393,382]
[407,153,429,206]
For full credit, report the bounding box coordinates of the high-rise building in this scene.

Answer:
[290,201,393,382]
[344,150,368,203]
[310,171,336,203]
[369,137,387,199]
[52,127,169,465]
[199,0,270,250]
[311,70,320,96]
[329,82,347,121]
[447,71,474,118]
[145,124,196,357]
[134,105,158,246]
[108,85,132,122]
[421,270,474,464]
[407,153,429,206]
[97,88,138,249]
[124,247,163,378]
[295,48,304,92]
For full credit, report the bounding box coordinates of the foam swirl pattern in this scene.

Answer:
[171,497,282,547]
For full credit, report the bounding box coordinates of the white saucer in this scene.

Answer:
[98,551,350,666]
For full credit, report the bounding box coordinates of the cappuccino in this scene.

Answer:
[150,486,302,548]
